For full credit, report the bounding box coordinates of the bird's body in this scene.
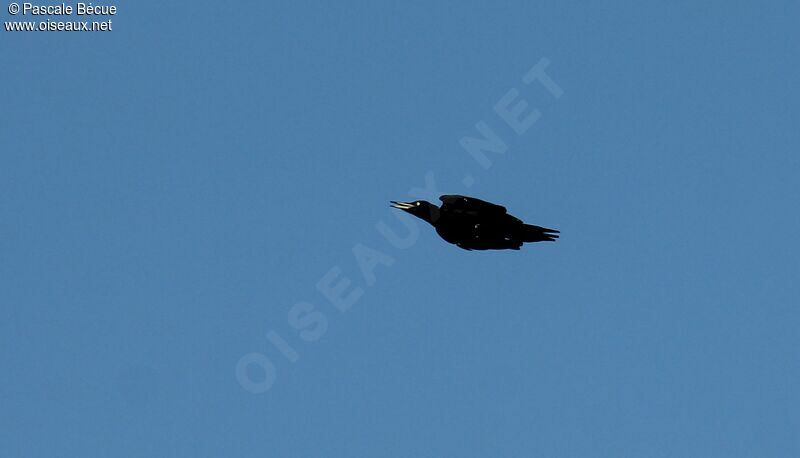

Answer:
[390,195,558,250]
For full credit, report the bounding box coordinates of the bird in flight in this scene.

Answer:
[390,195,559,251]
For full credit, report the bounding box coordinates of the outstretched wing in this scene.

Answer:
[439,195,507,215]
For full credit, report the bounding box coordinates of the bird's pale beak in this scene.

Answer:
[390,200,415,210]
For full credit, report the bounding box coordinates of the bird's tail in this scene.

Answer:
[520,224,559,242]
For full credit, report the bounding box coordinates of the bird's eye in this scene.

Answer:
[416,202,421,206]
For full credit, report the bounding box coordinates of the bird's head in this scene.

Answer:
[389,200,440,224]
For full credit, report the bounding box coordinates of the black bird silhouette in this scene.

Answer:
[390,195,559,250]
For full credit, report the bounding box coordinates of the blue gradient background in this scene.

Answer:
[2,1,798,456]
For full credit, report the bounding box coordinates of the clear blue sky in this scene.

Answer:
[2,1,799,456]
